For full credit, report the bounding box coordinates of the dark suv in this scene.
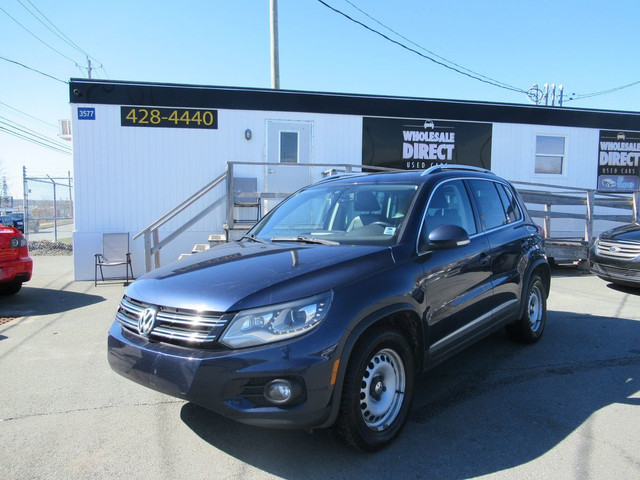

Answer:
[108,166,550,451]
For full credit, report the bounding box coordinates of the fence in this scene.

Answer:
[22,167,74,244]
[513,180,639,263]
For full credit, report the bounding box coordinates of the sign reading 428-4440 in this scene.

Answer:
[121,106,218,129]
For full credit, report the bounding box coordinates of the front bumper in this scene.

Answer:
[589,246,640,286]
[590,260,640,286]
[107,321,346,429]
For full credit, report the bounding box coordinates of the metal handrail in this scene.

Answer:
[135,171,228,239]
[135,171,228,272]
[134,162,400,273]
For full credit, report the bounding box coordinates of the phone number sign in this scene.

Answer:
[121,106,218,129]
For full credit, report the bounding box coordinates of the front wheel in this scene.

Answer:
[506,274,547,344]
[334,328,415,452]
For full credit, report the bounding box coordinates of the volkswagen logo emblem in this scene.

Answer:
[138,307,157,336]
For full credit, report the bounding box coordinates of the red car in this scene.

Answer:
[0,226,32,295]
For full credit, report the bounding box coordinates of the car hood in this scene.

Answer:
[599,223,640,243]
[125,241,395,312]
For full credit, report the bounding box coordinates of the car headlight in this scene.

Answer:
[219,291,333,349]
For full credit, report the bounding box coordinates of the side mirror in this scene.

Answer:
[424,224,470,250]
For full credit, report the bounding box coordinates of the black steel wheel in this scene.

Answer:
[334,327,415,452]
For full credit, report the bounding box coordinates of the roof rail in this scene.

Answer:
[314,172,369,184]
[421,164,493,176]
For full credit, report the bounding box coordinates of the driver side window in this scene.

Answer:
[422,180,477,240]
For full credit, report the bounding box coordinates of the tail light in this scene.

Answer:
[10,236,29,258]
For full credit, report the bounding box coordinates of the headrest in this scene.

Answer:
[354,191,380,211]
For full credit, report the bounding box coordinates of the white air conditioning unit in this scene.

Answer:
[59,119,72,141]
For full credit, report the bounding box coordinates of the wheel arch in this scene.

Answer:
[519,257,551,318]
[318,304,423,430]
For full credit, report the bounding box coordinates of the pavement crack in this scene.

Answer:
[0,398,185,423]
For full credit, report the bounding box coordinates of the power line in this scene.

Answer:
[342,0,520,92]
[0,115,71,148]
[0,101,58,129]
[316,0,527,94]
[0,5,79,64]
[0,124,71,155]
[16,0,105,77]
[567,79,640,102]
[0,116,72,152]
[0,55,68,84]
[21,0,102,65]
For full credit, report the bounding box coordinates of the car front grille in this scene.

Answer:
[592,263,640,279]
[116,296,230,347]
[596,240,640,259]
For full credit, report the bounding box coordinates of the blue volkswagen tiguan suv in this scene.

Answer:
[108,165,550,451]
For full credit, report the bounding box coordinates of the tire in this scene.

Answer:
[506,274,546,344]
[0,281,22,295]
[334,327,415,452]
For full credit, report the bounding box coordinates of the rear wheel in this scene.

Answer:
[0,280,22,295]
[334,328,415,452]
[506,274,546,343]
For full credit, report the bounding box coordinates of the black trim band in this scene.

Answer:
[69,78,640,131]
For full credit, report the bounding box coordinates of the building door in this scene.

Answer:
[265,120,313,212]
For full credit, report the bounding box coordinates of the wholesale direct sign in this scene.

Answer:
[362,117,492,170]
[597,130,640,191]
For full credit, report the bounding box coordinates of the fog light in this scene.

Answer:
[264,379,299,405]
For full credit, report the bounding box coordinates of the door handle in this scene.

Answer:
[268,169,275,174]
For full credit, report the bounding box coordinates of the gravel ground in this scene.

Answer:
[28,240,72,256]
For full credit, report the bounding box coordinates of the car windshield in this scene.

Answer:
[251,181,419,246]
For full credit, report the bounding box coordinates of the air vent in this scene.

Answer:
[59,119,72,141]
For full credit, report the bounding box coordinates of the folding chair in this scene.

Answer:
[233,177,261,223]
[94,233,134,286]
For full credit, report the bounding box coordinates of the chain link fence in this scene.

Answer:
[22,167,74,246]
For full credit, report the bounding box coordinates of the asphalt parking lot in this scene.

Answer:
[1,255,639,479]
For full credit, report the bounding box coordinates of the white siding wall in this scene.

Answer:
[72,104,363,280]
[73,105,615,280]
[491,123,601,238]
[491,122,600,187]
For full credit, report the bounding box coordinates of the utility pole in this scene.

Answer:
[86,56,93,79]
[270,0,280,89]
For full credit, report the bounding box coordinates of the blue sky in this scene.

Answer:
[1,0,639,194]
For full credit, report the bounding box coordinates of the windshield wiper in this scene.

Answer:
[241,234,269,244]
[271,236,340,245]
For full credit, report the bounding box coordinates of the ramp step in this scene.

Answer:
[192,244,210,253]
[208,233,227,244]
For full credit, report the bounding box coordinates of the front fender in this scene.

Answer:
[316,302,423,430]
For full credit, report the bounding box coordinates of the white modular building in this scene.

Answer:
[69,79,640,280]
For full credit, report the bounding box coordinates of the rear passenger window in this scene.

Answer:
[467,180,508,230]
[495,183,522,223]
